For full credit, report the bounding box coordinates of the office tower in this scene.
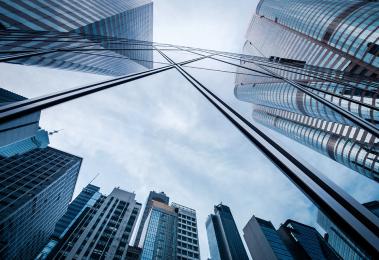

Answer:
[243,216,294,260]
[36,184,101,259]
[134,191,170,246]
[0,88,42,148]
[138,200,200,260]
[172,203,200,260]
[0,147,82,259]
[317,200,379,259]
[246,0,378,76]
[0,0,154,76]
[277,219,340,259]
[205,204,249,260]
[139,200,178,260]
[235,0,379,182]
[47,188,141,259]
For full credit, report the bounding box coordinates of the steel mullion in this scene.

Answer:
[154,47,379,256]
[176,47,379,137]
[0,56,209,123]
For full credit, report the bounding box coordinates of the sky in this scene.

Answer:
[0,1,378,259]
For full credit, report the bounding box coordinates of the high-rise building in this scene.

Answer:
[277,219,340,259]
[134,191,170,246]
[205,204,249,260]
[46,187,141,259]
[235,0,379,182]
[139,200,178,260]
[0,147,82,259]
[36,184,101,259]
[138,200,200,260]
[0,88,42,148]
[0,0,154,76]
[172,203,200,260]
[243,216,294,260]
[317,200,379,259]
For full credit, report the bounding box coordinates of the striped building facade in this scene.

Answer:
[0,0,153,76]
[235,0,379,182]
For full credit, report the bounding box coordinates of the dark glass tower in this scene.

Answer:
[243,216,294,259]
[47,188,141,259]
[134,191,170,246]
[0,147,82,259]
[317,200,379,259]
[235,0,379,182]
[0,0,154,76]
[278,219,340,259]
[36,184,101,259]
[205,204,249,260]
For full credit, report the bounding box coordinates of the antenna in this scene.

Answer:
[89,173,100,184]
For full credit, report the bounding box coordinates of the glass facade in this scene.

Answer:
[0,0,153,76]
[235,0,379,183]
[0,147,82,259]
[205,204,249,260]
[36,184,101,259]
[134,191,170,247]
[278,220,340,259]
[317,200,379,259]
[47,188,141,259]
[140,201,177,260]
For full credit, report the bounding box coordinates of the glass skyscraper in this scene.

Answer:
[243,216,294,260]
[46,187,141,259]
[317,200,379,259]
[277,219,340,259]
[235,0,379,182]
[134,190,170,247]
[36,183,101,259]
[138,200,200,260]
[0,0,153,76]
[0,147,82,259]
[205,204,249,260]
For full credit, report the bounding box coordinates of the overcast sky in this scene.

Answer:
[0,1,378,259]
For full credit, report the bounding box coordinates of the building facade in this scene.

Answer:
[243,216,293,260]
[205,204,249,260]
[46,188,141,259]
[0,88,42,148]
[278,219,340,259]
[317,200,379,259]
[0,0,154,76]
[134,191,170,247]
[139,200,178,260]
[0,147,82,259]
[235,0,379,182]
[36,184,101,259]
[138,200,200,260]
[172,203,200,260]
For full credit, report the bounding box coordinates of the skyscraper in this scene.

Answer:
[138,200,200,260]
[36,184,101,259]
[172,203,200,260]
[317,200,379,259]
[0,0,154,76]
[139,200,178,260]
[235,0,379,182]
[46,187,141,259]
[0,147,82,259]
[134,190,170,246]
[243,216,294,260]
[0,88,42,148]
[205,204,249,260]
[278,219,340,259]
